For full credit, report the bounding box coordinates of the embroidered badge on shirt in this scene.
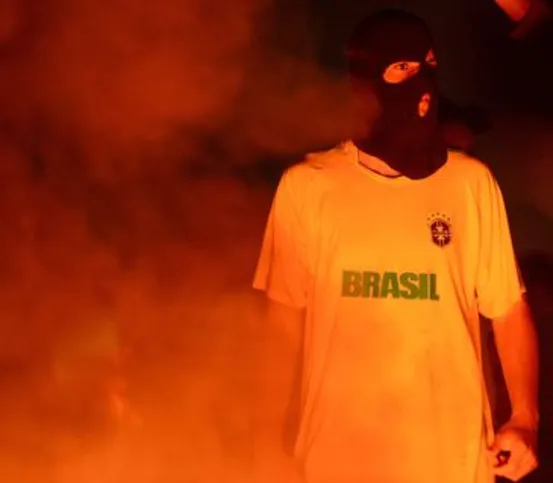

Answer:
[427,212,453,248]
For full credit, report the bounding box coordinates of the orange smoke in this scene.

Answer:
[0,0,355,481]
[0,0,263,176]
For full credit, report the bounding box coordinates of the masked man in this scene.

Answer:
[252,9,539,483]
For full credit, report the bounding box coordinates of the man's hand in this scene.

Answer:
[488,417,539,481]
[495,0,553,40]
[495,0,532,22]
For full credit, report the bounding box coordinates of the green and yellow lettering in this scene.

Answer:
[429,273,440,301]
[418,273,428,300]
[381,272,400,298]
[342,270,439,302]
[399,272,419,299]
[342,271,362,297]
[362,271,381,298]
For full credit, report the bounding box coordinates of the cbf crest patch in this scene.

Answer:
[427,212,452,248]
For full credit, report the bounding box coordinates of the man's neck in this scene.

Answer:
[357,149,401,177]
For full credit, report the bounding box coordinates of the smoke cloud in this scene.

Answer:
[0,0,354,481]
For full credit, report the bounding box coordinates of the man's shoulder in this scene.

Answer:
[446,150,495,183]
[282,142,352,187]
[447,150,491,174]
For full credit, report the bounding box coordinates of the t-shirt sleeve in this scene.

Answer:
[475,168,525,319]
[253,169,310,309]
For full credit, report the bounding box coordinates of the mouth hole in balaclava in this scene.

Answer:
[425,49,437,66]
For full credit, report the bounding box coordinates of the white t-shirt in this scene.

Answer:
[253,141,524,483]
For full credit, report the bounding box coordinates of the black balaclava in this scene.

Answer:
[347,9,447,180]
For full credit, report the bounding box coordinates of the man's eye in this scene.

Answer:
[395,62,410,71]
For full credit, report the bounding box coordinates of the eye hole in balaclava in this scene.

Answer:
[382,49,438,85]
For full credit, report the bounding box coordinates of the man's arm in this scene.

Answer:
[253,298,304,481]
[251,166,310,482]
[474,167,539,478]
[254,299,304,449]
[492,296,539,426]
